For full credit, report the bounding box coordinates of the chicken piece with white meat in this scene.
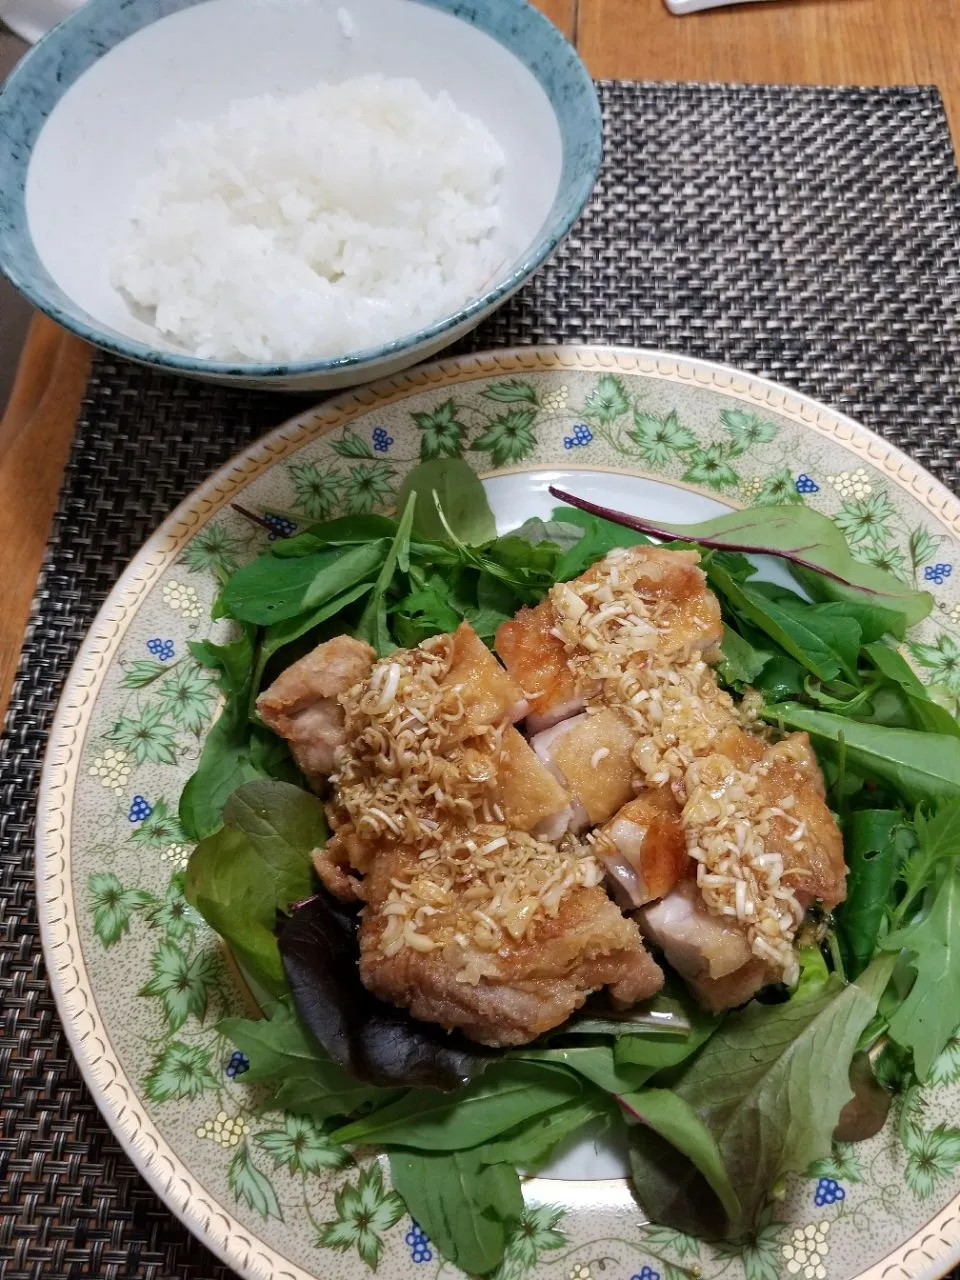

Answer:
[256,634,375,785]
[594,786,688,909]
[314,622,663,1044]
[357,827,664,1046]
[496,543,724,733]
[637,725,846,1006]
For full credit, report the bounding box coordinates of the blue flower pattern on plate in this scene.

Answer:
[225,1051,249,1078]
[563,423,593,449]
[146,638,175,660]
[372,427,394,453]
[814,1177,845,1206]
[632,1267,660,1280]
[796,473,819,494]
[128,795,152,823]
[924,563,953,585]
[263,513,298,541]
[405,1222,433,1263]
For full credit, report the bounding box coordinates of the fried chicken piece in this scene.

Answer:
[256,634,375,784]
[496,727,575,840]
[691,726,846,911]
[595,787,688,909]
[447,622,529,728]
[357,835,663,1046]
[531,707,638,829]
[495,544,724,731]
[637,878,774,1012]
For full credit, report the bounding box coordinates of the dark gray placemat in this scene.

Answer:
[2,80,960,1280]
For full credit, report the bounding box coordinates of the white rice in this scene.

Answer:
[111,75,506,363]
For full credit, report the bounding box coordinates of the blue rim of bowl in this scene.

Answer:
[0,0,601,379]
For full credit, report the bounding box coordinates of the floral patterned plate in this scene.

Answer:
[37,347,960,1280]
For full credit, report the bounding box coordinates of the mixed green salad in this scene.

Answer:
[179,459,960,1276]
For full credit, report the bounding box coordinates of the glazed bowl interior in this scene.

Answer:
[0,0,601,386]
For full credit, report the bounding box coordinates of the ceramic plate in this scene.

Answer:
[37,346,960,1280]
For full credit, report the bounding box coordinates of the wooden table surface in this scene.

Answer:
[1,0,958,724]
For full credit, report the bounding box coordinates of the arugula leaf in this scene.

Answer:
[396,459,496,546]
[271,514,398,557]
[552,506,650,581]
[864,643,960,738]
[190,627,256,698]
[222,541,387,625]
[630,957,894,1237]
[716,626,771,686]
[835,810,910,978]
[220,999,382,1119]
[709,566,851,681]
[355,493,417,654]
[389,1150,522,1276]
[882,867,960,1079]
[473,1098,606,1170]
[549,492,932,625]
[331,1064,580,1149]
[517,1045,654,1094]
[249,581,374,710]
[764,704,960,806]
[621,1088,741,1222]
[184,780,323,990]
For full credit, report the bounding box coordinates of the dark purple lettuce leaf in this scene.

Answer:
[278,891,495,1091]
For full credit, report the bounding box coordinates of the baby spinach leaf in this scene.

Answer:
[549,491,932,625]
[710,566,849,681]
[621,1088,741,1223]
[615,1006,720,1073]
[752,653,807,702]
[396,459,496,546]
[716,626,771,686]
[517,1045,654,1094]
[331,1063,580,1149]
[511,517,585,551]
[223,541,386,625]
[179,699,281,842]
[835,810,910,978]
[184,781,324,991]
[474,1098,606,1170]
[279,892,493,1090]
[764,704,960,806]
[388,1150,522,1277]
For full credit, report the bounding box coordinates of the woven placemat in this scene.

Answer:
[2,80,960,1280]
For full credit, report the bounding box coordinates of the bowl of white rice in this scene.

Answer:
[0,0,601,390]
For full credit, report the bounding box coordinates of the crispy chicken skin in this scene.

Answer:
[495,544,724,731]
[496,727,575,840]
[698,726,847,910]
[256,635,375,784]
[357,842,663,1046]
[304,622,664,1045]
[531,708,637,828]
[595,788,687,909]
